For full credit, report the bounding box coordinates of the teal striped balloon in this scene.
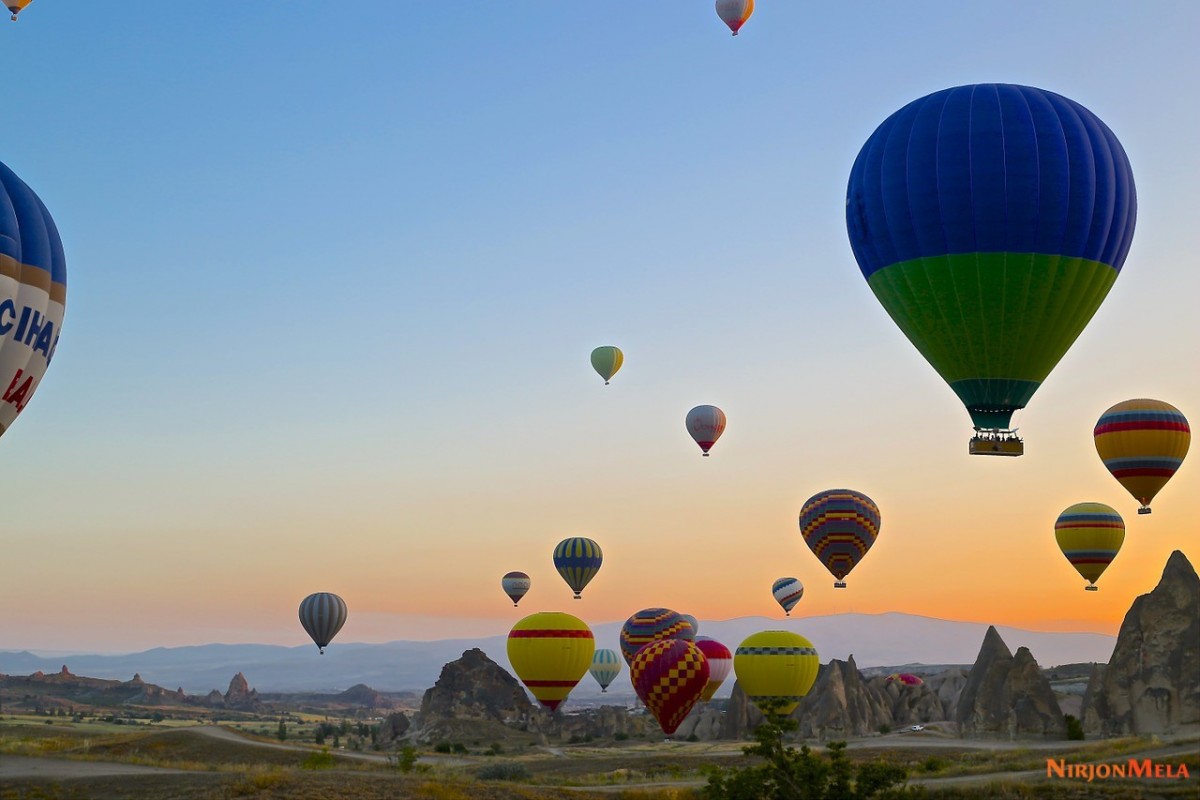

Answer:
[589,648,622,692]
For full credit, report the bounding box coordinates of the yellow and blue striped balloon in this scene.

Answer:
[1054,503,1125,591]
[1094,399,1190,514]
[553,537,603,599]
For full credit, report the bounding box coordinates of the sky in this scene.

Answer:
[0,1,1197,655]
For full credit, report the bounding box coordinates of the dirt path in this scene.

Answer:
[191,724,473,767]
[0,755,188,780]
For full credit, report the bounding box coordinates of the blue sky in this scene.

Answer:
[1,2,1197,652]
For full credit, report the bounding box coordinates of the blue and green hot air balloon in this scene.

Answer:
[553,536,603,599]
[846,84,1136,455]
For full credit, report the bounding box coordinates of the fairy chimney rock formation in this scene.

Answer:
[418,648,533,725]
[1081,550,1200,735]
[956,626,1065,738]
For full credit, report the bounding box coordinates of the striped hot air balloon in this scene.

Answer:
[680,614,700,637]
[553,537,603,599]
[501,571,531,607]
[589,648,622,692]
[846,85,1136,452]
[631,638,709,735]
[619,608,695,666]
[590,346,623,385]
[1055,503,1125,591]
[298,592,348,654]
[0,160,67,440]
[734,630,820,715]
[1094,399,1190,515]
[771,577,804,616]
[507,612,594,711]
[800,489,880,588]
[695,637,732,701]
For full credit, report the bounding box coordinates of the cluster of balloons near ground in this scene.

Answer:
[506,607,820,735]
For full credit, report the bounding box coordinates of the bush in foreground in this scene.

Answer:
[703,705,916,800]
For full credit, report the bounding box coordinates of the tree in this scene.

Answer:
[703,703,913,800]
[276,719,287,742]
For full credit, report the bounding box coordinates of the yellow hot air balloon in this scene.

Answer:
[1055,503,1125,591]
[507,612,594,711]
[733,630,819,715]
[7,1,32,21]
[590,346,623,385]
[1094,399,1190,514]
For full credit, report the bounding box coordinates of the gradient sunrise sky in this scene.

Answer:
[1,2,1196,654]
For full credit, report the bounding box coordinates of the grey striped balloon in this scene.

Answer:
[299,592,348,654]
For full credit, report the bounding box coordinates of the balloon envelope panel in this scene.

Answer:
[1094,399,1190,510]
[846,84,1136,430]
[734,630,820,715]
[507,612,594,711]
[1055,502,1125,586]
[589,648,622,691]
[620,608,695,666]
[800,490,880,583]
[0,161,67,439]
[553,537,603,598]
[298,593,348,652]
[631,638,709,734]
[695,637,732,701]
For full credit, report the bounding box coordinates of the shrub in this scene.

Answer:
[434,742,452,754]
[476,762,533,781]
[300,750,336,770]
[703,702,914,799]
[1065,714,1085,740]
[614,732,630,741]
[394,745,419,773]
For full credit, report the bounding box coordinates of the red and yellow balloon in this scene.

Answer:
[507,612,594,711]
[631,639,709,735]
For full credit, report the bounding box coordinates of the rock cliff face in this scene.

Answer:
[956,627,1064,738]
[417,649,533,725]
[1082,550,1200,735]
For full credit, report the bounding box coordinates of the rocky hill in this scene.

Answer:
[1081,549,1199,735]
[955,626,1065,738]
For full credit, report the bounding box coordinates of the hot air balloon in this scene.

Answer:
[553,537,603,599]
[631,638,710,735]
[7,1,31,21]
[619,608,695,666]
[507,612,595,711]
[501,571,531,607]
[695,637,732,701]
[715,0,753,36]
[800,489,880,588]
[590,346,623,385]
[1055,502,1125,591]
[589,648,622,692]
[771,577,804,616]
[1094,399,1190,514]
[686,405,726,456]
[298,592,348,655]
[0,160,67,440]
[734,630,820,715]
[846,85,1136,456]
[885,673,924,687]
[680,614,700,637]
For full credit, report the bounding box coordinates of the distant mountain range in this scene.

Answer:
[0,613,1115,695]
